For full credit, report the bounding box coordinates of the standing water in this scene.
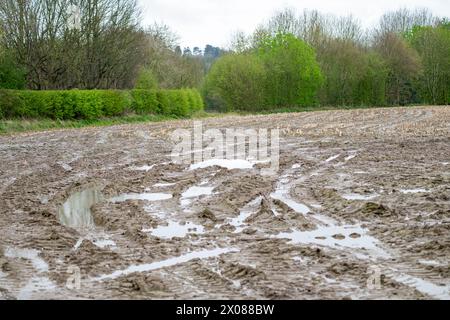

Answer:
[58,188,104,230]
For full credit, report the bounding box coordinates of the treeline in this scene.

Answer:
[1,3,449,115]
[0,0,215,91]
[205,8,450,111]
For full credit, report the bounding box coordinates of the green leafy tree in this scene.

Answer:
[257,33,323,107]
[319,39,388,106]
[0,50,25,89]
[204,54,266,112]
[407,23,450,104]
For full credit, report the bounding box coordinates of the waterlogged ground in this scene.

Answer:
[0,106,449,300]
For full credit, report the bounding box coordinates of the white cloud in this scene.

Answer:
[138,0,450,49]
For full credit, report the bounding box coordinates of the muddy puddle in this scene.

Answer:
[143,221,205,239]
[274,225,389,258]
[190,159,254,170]
[110,193,173,203]
[58,188,104,230]
[95,248,239,281]
[342,193,379,201]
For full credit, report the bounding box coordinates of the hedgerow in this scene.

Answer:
[0,89,203,120]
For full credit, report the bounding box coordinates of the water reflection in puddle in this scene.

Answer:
[274,225,389,258]
[182,186,214,198]
[389,270,450,300]
[180,186,214,207]
[143,221,205,239]
[58,188,103,230]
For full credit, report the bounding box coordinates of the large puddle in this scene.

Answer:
[58,188,104,230]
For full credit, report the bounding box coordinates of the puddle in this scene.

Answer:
[182,186,214,198]
[325,155,340,163]
[17,276,56,300]
[143,221,205,239]
[271,188,310,215]
[342,193,379,201]
[229,197,263,233]
[92,239,117,249]
[400,189,429,194]
[153,183,176,188]
[270,175,336,223]
[59,163,73,171]
[274,225,389,258]
[73,239,84,251]
[5,248,48,273]
[4,247,56,299]
[110,193,172,203]
[418,260,443,267]
[190,159,254,171]
[345,154,357,161]
[58,188,103,230]
[73,234,117,251]
[389,271,450,300]
[129,165,156,172]
[94,248,239,281]
[180,186,215,207]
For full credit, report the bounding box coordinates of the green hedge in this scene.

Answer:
[0,89,203,120]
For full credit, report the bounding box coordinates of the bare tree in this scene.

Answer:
[376,7,438,35]
[0,0,144,89]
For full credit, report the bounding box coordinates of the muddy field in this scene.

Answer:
[0,106,449,300]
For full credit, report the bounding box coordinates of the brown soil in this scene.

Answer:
[0,106,449,300]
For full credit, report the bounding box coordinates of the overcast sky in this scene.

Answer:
[138,0,450,49]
